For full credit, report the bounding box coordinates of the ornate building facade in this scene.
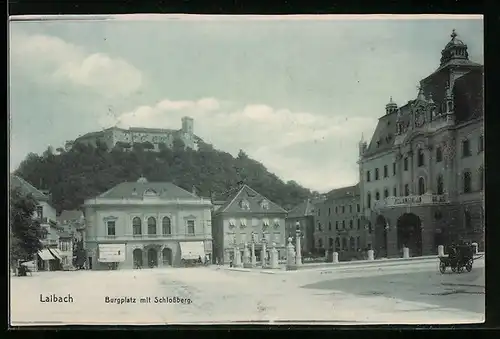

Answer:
[211,184,287,264]
[313,184,368,261]
[83,177,213,269]
[74,116,199,151]
[358,30,484,258]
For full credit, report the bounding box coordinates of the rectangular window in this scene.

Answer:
[478,135,484,153]
[404,157,409,171]
[328,222,332,231]
[328,208,331,216]
[375,168,380,180]
[357,219,360,230]
[335,221,339,230]
[349,205,353,213]
[366,171,371,182]
[342,205,345,213]
[349,220,353,229]
[335,206,338,214]
[383,165,388,178]
[436,147,443,163]
[393,162,396,176]
[393,186,397,197]
[342,220,346,229]
[187,220,195,235]
[462,139,471,157]
[318,209,321,217]
[107,221,116,236]
[357,204,360,213]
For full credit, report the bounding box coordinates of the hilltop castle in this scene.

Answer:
[73,117,199,151]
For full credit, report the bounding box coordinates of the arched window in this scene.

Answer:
[318,238,323,248]
[147,217,157,235]
[349,237,355,251]
[375,191,380,201]
[463,171,472,193]
[404,184,410,196]
[437,175,444,195]
[335,238,340,251]
[366,192,371,208]
[132,217,142,235]
[417,148,425,167]
[384,189,389,198]
[418,177,425,195]
[342,237,347,251]
[162,217,171,235]
[328,237,334,248]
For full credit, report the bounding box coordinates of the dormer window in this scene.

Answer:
[239,199,250,210]
[144,188,158,196]
[260,199,269,210]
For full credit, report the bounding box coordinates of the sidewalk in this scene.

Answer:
[217,252,485,274]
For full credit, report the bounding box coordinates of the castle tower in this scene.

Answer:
[181,116,194,135]
[358,133,368,157]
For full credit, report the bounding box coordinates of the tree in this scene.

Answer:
[9,188,45,268]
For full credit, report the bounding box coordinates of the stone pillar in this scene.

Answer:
[234,246,242,268]
[295,229,302,266]
[286,237,295,266]
[250,242,256,268]
[158,247,163,267]
[403,247,410,259]
[270,242,279,269]
[332,252,339,264]
[261,241,267,268]
[472,242,478,254]
[438,245,445,257]
[243,243,250,265]
[367,249,375,261]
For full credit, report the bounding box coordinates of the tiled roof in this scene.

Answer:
[214,184,287,215]
[58,231,72,238]
[423,59,482,83]
[96,179,198,200]
[362,111,399,158]
[9,175,49,202]
[58,210,84,223]
[326,184,360,200]
[287,199,315,218]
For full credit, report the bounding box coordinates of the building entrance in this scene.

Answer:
[397,213,423,257]
[148,248,158,268]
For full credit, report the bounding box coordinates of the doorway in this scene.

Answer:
[147,248,158,268]
[162,247,172,266]
[397,213,423,257]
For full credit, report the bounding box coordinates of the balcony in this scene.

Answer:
[372,193,449,210]
[41,239,58,246]
[88,234,211,242]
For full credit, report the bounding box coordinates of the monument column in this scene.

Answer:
[295,221,302,266]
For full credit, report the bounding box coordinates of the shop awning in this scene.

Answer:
[38,249,56,261]
[180,241,205,260]
[49,248,63,260]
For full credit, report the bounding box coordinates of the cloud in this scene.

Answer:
[9,30,143,98]
[105,98,376,191]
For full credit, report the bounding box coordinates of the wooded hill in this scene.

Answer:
[14,139,313,214]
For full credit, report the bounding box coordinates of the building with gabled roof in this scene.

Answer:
[358,30,484,258]
[211,183,287,264]
[285,199,316,255]
[83,177,213,269]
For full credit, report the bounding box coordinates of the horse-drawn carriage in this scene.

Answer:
[439,243,474,274]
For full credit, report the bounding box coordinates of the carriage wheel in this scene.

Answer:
[439,262,446,274]
[466,260,473,272]
[451,266,457,273]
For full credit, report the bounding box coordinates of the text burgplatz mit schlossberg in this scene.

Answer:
[104,296,193,304]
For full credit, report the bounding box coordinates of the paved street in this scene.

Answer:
[10,258,484,326]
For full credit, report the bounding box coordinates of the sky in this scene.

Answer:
[9,15,483,192]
